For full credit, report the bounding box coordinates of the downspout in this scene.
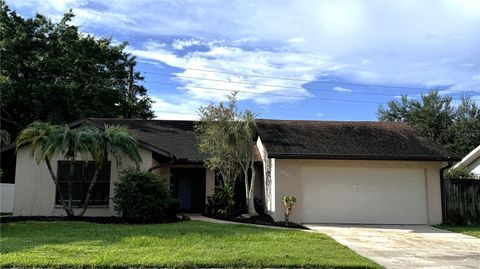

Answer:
[440,160,454,224]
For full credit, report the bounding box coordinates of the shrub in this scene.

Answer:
[113,169,175,220]
[445,167,479,180]
[283,195,297,225]
[206,181,235,217]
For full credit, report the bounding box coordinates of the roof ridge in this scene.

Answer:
[256,118,409,125]
[88,118,198,123]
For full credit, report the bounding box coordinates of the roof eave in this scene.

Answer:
[13,118,174,159]
[268,153,461,162]
[453,145,480,168]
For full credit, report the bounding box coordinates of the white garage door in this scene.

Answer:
[300,166,428,224]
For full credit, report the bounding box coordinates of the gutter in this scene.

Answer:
[148,158,175,173]
[440,161,454,224]
[268,153,461,162]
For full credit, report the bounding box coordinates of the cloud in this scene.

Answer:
[9,0,480,118]
[288,37,305,44]
[150,95,204,120]
[332,86,353,93]
[171,39,202,50]
[316,113,324,117]
[439,74,480,95]
[128,41,337,104]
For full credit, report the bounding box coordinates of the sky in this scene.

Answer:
[8,0,480,121]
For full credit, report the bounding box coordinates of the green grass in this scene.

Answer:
[0,220,380,268]
[438,225,480,238]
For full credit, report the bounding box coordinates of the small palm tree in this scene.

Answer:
[283,195,297,225]
[79,124,142,216]
[16,122,141,217]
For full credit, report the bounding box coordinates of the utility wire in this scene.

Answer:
[141,71,398,97]
[140,80,387,105]
[138,62,432,91]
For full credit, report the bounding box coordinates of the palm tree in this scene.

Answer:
[16,122,141,217]
[16,122,79,216]
[0,129,10,145]
[79,124,142,216]
[233,111,258,216]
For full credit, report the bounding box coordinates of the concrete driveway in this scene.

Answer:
[306,225,480,269]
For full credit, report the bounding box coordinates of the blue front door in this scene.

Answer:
[178,176,192,211]
[171,168,206,213]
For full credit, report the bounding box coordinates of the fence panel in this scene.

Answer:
[443,178,480,225]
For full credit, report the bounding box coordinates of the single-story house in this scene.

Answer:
[452,145,480,176]
[12,118,459,224]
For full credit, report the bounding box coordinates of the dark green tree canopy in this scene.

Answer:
[378,90,480,156]
[0,2,154,137]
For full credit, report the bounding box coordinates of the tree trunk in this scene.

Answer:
[67,158,75,215]
[79,149,107,216]
[78,167,100,216]
[45,157,74,216]
[245,161,258,216]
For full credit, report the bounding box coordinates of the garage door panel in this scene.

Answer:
[300,166,427,224]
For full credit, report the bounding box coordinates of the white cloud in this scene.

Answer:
[150,95,204,120]
[316,113,324,117]
[440,75,480,95]
[128,41,336,104]
[332,86,353,93]
[288,37,305,44]
[10,0,480,113]
[171,39,202,50]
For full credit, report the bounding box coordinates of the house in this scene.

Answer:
[12,118,459,224]
[452,145,480,176]
[255,119,459,225]
[13,118,216,216]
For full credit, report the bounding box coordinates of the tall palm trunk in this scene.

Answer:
[79,168,100,216]
[67,157,75,215]
[79,149,107,216]
[248,160,257,215]
[45,157,74,216]
[245,160,257,216]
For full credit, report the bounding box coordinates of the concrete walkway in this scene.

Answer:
[186,214,297,230]
[306,224,480,269]
[187,214,235,224]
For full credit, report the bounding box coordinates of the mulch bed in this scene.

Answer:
[204,213,309,230]
[0,215,183,224]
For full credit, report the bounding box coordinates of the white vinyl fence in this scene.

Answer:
[0,183,15,213]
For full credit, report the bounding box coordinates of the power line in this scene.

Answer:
[141,80,387,105]
[138,62,431,91]
[141,71,397,97]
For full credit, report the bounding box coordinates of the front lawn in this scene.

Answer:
[0,220,380,268]
[438,225,480,238]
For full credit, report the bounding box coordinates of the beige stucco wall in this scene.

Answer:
[261,157,444,225]
[205,169,215,201]
[13,146,153,216]
[14,146,216,216]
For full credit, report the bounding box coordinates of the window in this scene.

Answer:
[56,161,111,206]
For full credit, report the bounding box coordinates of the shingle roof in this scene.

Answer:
[256,119,460,161]
[81,118,204,162]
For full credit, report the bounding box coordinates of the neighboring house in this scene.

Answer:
[452,145,480,176]
[12,118,459,225]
